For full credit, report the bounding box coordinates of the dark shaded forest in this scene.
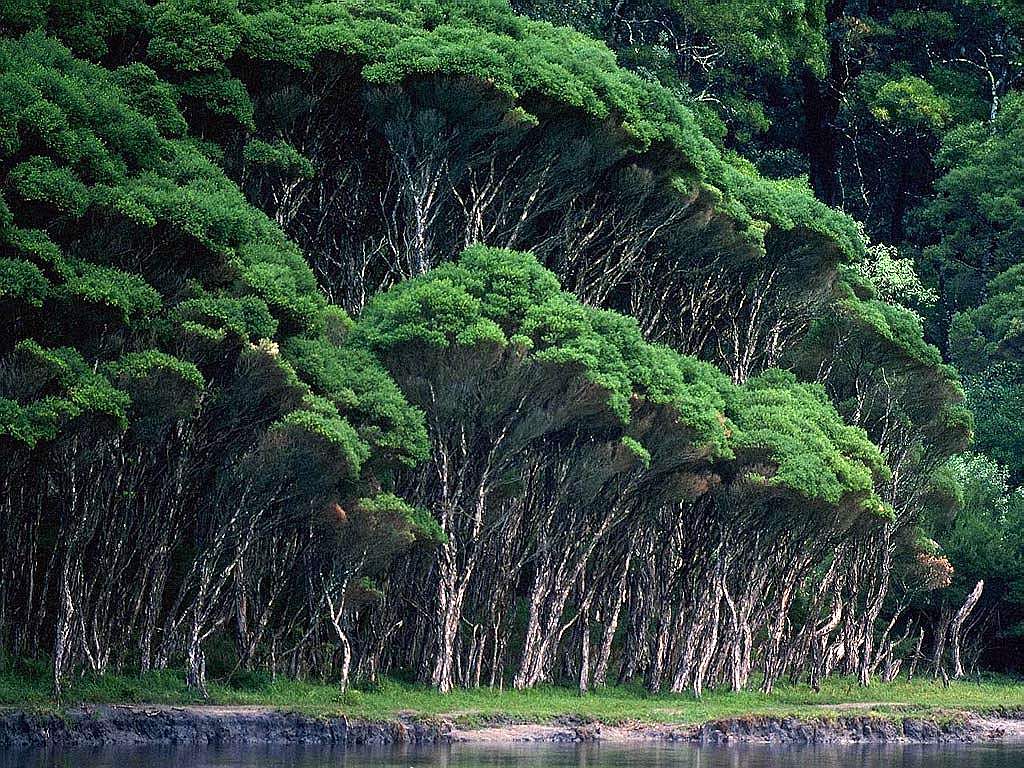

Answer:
[0,0,1021,702]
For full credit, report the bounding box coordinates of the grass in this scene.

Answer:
[1,660,1022,725]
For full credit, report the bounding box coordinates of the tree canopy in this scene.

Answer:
[0,0,1011,697]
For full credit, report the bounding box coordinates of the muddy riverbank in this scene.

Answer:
[2,705,1023,748]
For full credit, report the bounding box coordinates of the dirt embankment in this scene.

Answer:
[1,705,1022,748]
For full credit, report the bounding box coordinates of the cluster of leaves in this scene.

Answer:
[923,94,1024,325]
[352,246,889,516]
[2,0,863,270]
[921,454,1024,644]
[0,0,986,684]
[726,369,889,516]
[0,31,425,504]
[0,340,130,447]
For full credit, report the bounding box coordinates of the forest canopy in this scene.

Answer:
[0,0,1015,700]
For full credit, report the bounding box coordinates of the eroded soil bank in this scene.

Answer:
[2,705,1024,748]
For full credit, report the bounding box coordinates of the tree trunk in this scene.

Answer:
[592,559,629,688]
[801,0,849,206]
[950,580,984,679]
[185,618,208,698]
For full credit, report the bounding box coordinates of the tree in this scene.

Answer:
[347,245,733,690]
[919,94,1024,345]
[921,454,1024,672]
[0,31,427,697]
[0,0,992,694]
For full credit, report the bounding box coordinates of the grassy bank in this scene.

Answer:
[2,663,1023,725]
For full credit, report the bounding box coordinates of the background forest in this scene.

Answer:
[0,0,1021,702]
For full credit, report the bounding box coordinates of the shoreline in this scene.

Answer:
[2,705,1024,748]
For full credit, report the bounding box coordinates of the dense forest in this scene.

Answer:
[0,0,1021,702]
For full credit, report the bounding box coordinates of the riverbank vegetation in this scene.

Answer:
[0,0,1022,706]
[3,664,1023,724]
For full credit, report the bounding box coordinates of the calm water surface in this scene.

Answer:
[6,743,1024,768]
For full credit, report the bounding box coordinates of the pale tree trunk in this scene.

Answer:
[326,583,353,692]
[185,618,207,698]
[592,551,630,688]
[52,564,77,703]
[950,580,984,679]
[578,620,591,694]
[576,579,594,695]
[645,610,672,693]
[932,607,952,679]
[429,539,472,693]
[907,627,924,682]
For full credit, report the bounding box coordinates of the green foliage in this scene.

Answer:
[53,259,162,323]
[0,0,149,60]
[799,278,973,463]
[950,262,1024,479]
[868,76,952,134]
[856,237,938,320]
[729,369,889,515]
[620,435,652,467]
[961,364,1024,478]
[139,0,862,265]
[112,64,189,138]
[515,0,828,146]
[105,350,205,434]
[173,292,278,342]
[283,337,429,467]
[354,246,734,453]
[355,247,889,515]
[667,0,827,75]
[839,293,943,370]
[0,30,423,520]
[177,70,255,126]
[0,257,49,306]
[951,264,1024,368]
[234,242,325,332]
[270,408,369,481]
[7,156,90,216]
[147,0,242,72]
[354,492,446,545]
[0,340,129,447]
[243,139,314,179]
[920,94,1024,319]
[105,349,205,392]
[928,454,1024,628]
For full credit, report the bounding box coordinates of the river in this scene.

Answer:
[5,742,1024,767]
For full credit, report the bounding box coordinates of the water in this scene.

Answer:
[5,742,1024,768]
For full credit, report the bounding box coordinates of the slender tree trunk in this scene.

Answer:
[801,0,849,206]
[592,555,629,687]
[185,615,208,698]
[950,581,984,679]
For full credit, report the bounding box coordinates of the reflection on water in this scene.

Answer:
[6,742,1024,768]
